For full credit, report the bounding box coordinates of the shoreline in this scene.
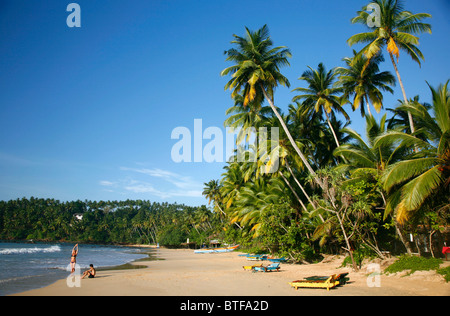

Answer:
[12,248,450,296]
[0,242,156,296]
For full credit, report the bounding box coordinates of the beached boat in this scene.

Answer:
[246,254,268,261]
[194,245,239,254]
[267,257,287,263]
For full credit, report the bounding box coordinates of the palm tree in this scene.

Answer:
[334,114,405,174]
[220,162,246,210]
[292,63,349,147]
[334,114,413,254]
[288,101,348,167]
[348,0,432,132]
[221,25,322,188]
[203,180,225,216]
[336,51,396,117]
[375,81,450,223]
[231,177,286,236]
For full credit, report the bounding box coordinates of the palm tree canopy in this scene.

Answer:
[335,51,396,116]
[348,0,432,66]
[375,81,450,222]
[202,180,222,205]
[293,63,349,120]
[221,25,292,107]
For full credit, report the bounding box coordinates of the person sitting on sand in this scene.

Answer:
[81,264,96,279]
[70,244,79,273]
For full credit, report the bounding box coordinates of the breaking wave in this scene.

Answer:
[0,245,62,255]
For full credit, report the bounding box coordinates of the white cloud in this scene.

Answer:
[103,167,203,199]
[99,180,117,187]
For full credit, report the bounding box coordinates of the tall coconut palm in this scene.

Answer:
[348,0,432,132]
[221,25,322,188]
[202,180,226,217]
[292,63,350,147]
[336,51,396,117]
[375,81,450,223]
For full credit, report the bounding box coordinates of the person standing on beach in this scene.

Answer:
[70,244,79,273]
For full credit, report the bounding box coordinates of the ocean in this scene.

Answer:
[0,241,152,296]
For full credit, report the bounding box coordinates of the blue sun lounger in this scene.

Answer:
[253,263,280,272]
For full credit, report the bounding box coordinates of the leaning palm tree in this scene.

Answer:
[348,0,432,132]
[375,81,450,223]
[292,63,349,147]
[221,25,322,188]
[335,51,396,117]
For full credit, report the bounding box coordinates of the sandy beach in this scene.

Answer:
[12,248,449,297]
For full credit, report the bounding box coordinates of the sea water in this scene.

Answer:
[0,242,150,296]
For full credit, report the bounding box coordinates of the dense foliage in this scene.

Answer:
[0,198,219,247]
[204,0,448,267]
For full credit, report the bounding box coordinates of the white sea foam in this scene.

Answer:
[0,245,61,255]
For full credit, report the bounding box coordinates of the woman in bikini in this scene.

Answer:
[70,244,79,273]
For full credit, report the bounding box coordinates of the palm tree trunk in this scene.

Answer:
[280,172,307,213]
[324,111,340,147]
[395,221,413,255]
[260,83,323,189]
[364,95,373,117]
[284,159,325,223]
[336,212,357,271]
[216,202,242,230]
[284,159,314,206]
[388,52,415,133]
[380,191,413,255]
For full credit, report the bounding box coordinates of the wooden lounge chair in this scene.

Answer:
[242,263,263,271]
[253,263,280,272]
[304,273,349,285]
[288,274,339,291]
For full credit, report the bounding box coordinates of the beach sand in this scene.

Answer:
[13,248,450,296]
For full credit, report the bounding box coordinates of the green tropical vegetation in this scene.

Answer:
[205,0,447,269]
[0,1,447,273]
[0,198,220,247]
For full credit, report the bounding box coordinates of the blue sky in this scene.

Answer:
[0,0,448,206]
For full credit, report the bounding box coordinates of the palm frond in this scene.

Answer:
[383,157,439,191]
[397,166,442,223]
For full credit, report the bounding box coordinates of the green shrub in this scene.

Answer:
[385,255,443,276]
[437,266,450,282]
